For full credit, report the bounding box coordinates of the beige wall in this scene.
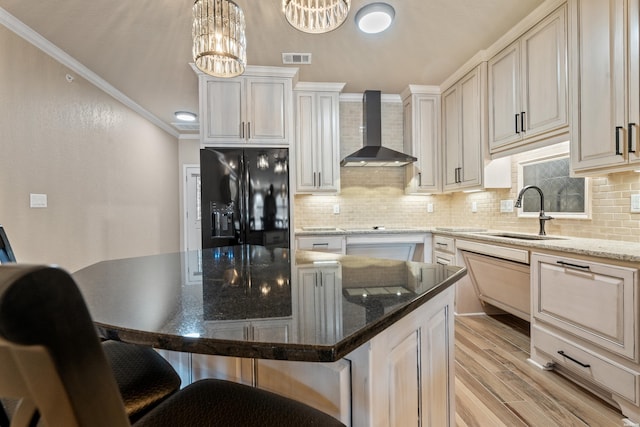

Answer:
[0,26,181,271]
[295,99,640,243]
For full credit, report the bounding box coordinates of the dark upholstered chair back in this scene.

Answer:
[0,226,16,264]
[0,264,346,427]
[0,264,130,427]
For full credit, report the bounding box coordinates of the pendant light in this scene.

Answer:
[283,0,351,34]
[193,0,247,78]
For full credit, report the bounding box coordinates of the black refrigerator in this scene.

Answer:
[200,147,290,249]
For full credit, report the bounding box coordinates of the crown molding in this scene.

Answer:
[0,7,179,138]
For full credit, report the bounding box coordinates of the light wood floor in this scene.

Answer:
[455,314,625,426]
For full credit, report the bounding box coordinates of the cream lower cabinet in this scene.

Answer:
[569,0,640,174]
[347,287,454,427]
[295,264,343,343]
[530,252,640,423]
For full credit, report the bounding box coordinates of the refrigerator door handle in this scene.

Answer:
[238,154,247,244]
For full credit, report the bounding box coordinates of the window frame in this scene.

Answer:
[516,143,591,220]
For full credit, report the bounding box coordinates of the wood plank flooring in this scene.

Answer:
[455,314,625,426]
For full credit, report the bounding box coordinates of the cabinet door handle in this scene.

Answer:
[247,122,251,139]
[556,260,590,270]
[458,167,463,183]
[629,123,636,153]
[557,350,591,368]
[318,172,321,187]
[521,111,526,132]
[241,122,245,139]
[515,113,520,134]
[615,126,623,155]
[418,172,422,186]
[313,172,316,187]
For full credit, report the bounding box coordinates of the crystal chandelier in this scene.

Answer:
[193,0,247,78]
[283,0,351,34]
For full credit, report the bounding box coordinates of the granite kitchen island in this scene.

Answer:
[73,245,466,427]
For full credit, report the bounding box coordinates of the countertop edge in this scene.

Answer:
[95,266,467,363]
[294,228,640,263]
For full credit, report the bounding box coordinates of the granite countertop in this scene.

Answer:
[432,228,640,264]
[72,245,466,362]
[295,226,640,264]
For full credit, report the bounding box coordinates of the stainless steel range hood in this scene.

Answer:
[341,90,417,167]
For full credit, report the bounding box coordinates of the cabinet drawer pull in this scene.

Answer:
[312,243,329,248]
[615,126,623,155]
[435,242,448,247]
[557,350,591,368]
[515,113,520,134]
[521,111,526,132]
[556,260,590,270]
[629,123,636,153]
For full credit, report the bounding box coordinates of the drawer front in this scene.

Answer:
[433,236,455,253]
[296,236,344,253]
[532,253,638,360]
[533,325,639,403]
[433,250,455,266]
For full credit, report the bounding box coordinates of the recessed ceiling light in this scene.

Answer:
[175,111,197,122]
[355,3,395,34]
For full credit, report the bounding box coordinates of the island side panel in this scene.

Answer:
[348,286,455,427]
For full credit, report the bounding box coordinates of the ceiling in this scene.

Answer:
[0,0,545,136]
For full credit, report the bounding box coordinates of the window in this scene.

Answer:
[517,143,590,219]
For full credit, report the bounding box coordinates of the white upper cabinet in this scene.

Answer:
[294,83,344,194]
[442,65,484,192]
[198,66,296,146]
[402,86,441,194]
[488,5,568,155]
[569,0,640,174]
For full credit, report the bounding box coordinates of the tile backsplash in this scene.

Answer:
[294,100,640,242]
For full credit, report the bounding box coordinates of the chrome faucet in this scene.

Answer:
[514,185,553,236]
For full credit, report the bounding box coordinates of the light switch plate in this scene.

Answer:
[471,201,478,213]
[631,194,640,213]
[500,200,514,213]
[30,193,47,208]
[333,204,340,214]
[427,203,434,213]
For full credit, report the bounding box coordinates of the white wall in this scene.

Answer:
[0,26,181,271]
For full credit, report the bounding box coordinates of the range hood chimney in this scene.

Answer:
[341,90,417,167]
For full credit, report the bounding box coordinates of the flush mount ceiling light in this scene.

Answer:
[283,0,351,34]
[355,2,395,34]
[174,111,198,122]
[192,0,247,78]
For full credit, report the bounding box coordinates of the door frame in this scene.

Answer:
[183,164,201,252]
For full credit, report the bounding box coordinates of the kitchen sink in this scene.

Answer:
[477,232,567,241]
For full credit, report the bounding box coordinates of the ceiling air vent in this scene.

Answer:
[282,53,312,65]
